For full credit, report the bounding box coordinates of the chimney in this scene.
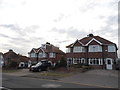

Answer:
[46,42,50,45]
[87,33,94,37]
[9,49,13,52]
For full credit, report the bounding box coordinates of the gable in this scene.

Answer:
[85,38,102,46]
[88,40,101,45]
[74,41,83,46]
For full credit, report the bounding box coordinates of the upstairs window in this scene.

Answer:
[66,48,71,53]
[38,53,43,58]
[49,53,56,58]
[42,53,46,58]
[73,46,85,52]
[38,53,47,58]
[31,53,36,57]
[108,45,116,52]
[89,45,102,52]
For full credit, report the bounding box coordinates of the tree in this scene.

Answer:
[58,56,67,67]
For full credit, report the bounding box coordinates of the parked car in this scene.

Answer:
[29,60,51,72]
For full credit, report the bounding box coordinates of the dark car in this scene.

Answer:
[29,61,51,72]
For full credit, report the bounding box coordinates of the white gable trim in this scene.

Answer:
[37,47,45,53]
[85,38,102,46]
[71,39,84,47]
[33,48,37,53]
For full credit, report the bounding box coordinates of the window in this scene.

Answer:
[108,45,116,52]
[66,48,70,53]
[42,53,46,58]
[81,58,85,63]
[73,46,85,52]
[38,53,43,58]
[73,58,77,64]
[31,53,36,57]
[89,45,102,52]
[49,53,56,58]
[88,58,103,65]
[67,58,73,65]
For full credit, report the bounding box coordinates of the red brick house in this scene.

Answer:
[28,42,65,66]
[3,49,29,68]
[66,34,118,70]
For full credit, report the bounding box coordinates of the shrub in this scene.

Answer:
[7,61,18,69]
[55,56,67,68]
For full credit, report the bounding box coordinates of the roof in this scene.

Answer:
[3,50,29,62]
[29,43,65,54]
[66,35,116,48]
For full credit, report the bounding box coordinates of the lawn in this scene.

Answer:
[2,69,20,73]
[39,71,75,78]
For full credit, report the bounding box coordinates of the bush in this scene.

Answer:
[7,61,19,69]
[55,56,67,68]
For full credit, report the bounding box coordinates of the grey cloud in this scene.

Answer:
[56,40,70,43]
[0,24,21,30]
[0,33,10,38]
[51,27,88,39]
[98,15,118,36]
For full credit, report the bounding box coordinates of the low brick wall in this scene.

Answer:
[90,65,103,69]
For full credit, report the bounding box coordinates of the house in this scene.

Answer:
[66,34,118,70]
[0,52,4,67]
[28,42,65,66]
[3,49,29,68]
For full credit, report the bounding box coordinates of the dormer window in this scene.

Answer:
[41,44,46,49]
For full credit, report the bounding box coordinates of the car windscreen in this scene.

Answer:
[35,62,42,67]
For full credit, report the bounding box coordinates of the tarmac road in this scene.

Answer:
[2,74,100,89]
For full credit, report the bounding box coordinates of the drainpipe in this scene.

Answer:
[86,46,88,65]
[36,53,39,63]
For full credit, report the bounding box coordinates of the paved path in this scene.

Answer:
[60,69,119,88]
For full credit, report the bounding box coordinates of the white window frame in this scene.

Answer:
[88,58,103,65]
[108,45,116,52]
[66,48,70,53]
[73,46,85,53]
[73,58,77,64]
[49,53,56,58]
[30,53,36,57]
[38,53,43,58]
[89,45,102,52]
[42,53,46,58]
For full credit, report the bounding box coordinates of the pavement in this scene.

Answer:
[2,69,119,88]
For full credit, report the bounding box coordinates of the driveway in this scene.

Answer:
[60,69,119,88]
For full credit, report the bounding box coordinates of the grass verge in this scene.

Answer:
[2,69,19,73]
[39,71,74,78]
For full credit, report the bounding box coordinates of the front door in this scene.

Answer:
[106,58,113,70]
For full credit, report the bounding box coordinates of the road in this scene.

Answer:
[2,74,99,89]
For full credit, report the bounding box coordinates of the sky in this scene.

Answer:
[0,0,119,56]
